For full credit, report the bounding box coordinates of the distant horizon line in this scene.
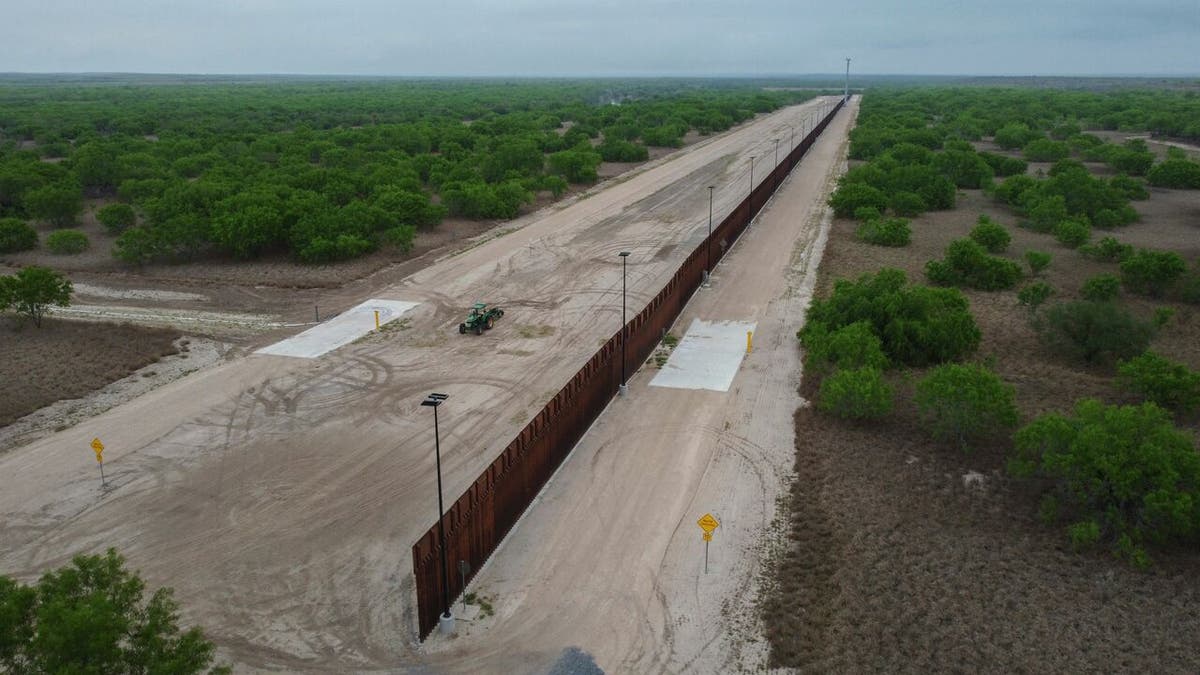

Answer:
[1,71,1197,80]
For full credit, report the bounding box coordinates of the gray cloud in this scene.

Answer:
[0,0,1196,75]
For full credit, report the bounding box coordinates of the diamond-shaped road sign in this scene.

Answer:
[697,513,719,534]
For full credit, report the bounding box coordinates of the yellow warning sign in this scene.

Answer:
[697,513,719,534]
[703,531,712,542]
[90,438,104,453]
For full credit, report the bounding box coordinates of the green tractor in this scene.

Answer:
[459,302,505,335]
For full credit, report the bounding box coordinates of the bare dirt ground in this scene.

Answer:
[0,318,181,425]
[764,148,1200,672]
[0,97,844,671]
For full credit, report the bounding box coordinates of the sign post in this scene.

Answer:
[697,513,720,574]
[90,437,106,487]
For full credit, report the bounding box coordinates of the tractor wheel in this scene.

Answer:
[475,324,482,335]
[496,309,504,317]
[486,317,494,329]
[459,323,467,334]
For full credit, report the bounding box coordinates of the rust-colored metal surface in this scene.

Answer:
[413,100,845,638]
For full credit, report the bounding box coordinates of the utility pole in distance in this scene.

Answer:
[845,57,851,101]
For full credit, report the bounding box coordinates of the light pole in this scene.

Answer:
[618,251,630,396]
[705,185,714,282]
[845,57,851,101]
[420,392,453,634]
[748,155,755,201]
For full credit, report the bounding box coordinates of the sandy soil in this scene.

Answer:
[764,148,1200,672]
[0,97,845,671]
[420,98,858,673]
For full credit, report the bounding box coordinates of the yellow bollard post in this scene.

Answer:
[746,330,753,354]
[374,310,380,329]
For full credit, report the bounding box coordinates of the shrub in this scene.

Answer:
[96,203,137,233]
[1053,219,1090,249]
[296,234,375,263]
[1146,159,1200,189]
[888,191,926,217]
[801,320,889,374]
[1036,300,1155,365]
[817,367,893,421]
[800,268,980,367]
[0,265,73,327]
[1080,236,1133,263]
[1080,274,1120,302]
[1024,250,1051,275]
[1010,399,1200,565]
[852,206,882,221]
[44,229,90,255]
[993,174,1038,206]
[1117,352,1200,415]
[1023,194,1068,233]
[1023,138,1070,162]
[915,363,1018,451]
[382,224,416,252]
[994,123,1040,150]
[928,239,1022,291]
[979,151,1028,177]
[968,215,1010,253]
[1181,269,1200,305]
[1120,249,1187,297]
[1109,175,1150,201]
[0,217,38,253]
[1017,281,1054,312]
[856,217,911,247]
[829,182,888,218]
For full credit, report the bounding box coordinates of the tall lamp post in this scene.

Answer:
[618,251,630,396]
[705,185,714,282]
[420,392,454,634]
[748,155,755,201]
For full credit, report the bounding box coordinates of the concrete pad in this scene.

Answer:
[649,318,756,392]
[255,299,419,359]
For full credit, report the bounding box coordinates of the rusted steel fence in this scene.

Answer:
[413,99,844,638]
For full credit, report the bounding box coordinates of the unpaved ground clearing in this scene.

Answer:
[0,98,842,671]
[0,319,181,426]
[765,154,1200,671]
[422,99,858,674]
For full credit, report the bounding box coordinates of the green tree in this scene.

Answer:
[1023,138,1070,162]
[855,217,911,247]
[817,367,893,421]
[1079,236,1133,263]
[45,229,89,255]
[547,148,602,183]
[1024,250,1051,276]
[801,268,980,367]
[1053,219,1090,249]
[1080,274,1120,302]
[1017,281,1054,313]
[1117,352,1200,415]
[0,218,38,253]
[969,215,1010,253]
[0,549,226,674]
[24,183,84,227]
[828,182,888,218]
[1036,300,1155,365]
[1120,249,1187,297]
[96,203,137,234]
[0,266,73,327]
[915,363,1018,451]
[1146,159,1200,189]
[1010,399,1200,566]
[800,320,889,374]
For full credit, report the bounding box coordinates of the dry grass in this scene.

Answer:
[765,179,1200,672]
[0,318,180,426]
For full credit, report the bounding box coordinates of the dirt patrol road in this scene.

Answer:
[0,96,850,671]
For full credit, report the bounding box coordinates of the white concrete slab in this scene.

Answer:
[255,299,419,359]
[649,318,756,392]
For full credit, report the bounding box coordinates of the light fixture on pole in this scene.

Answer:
[420,392,454,635]
[705,185,714,283]
[618,251,631,397]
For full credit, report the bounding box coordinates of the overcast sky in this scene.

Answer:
[2,0,1197,76]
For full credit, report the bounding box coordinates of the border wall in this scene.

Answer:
[413,99,845,638]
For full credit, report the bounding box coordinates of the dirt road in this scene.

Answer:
[0,96,846,671]
[422,99,858,674]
